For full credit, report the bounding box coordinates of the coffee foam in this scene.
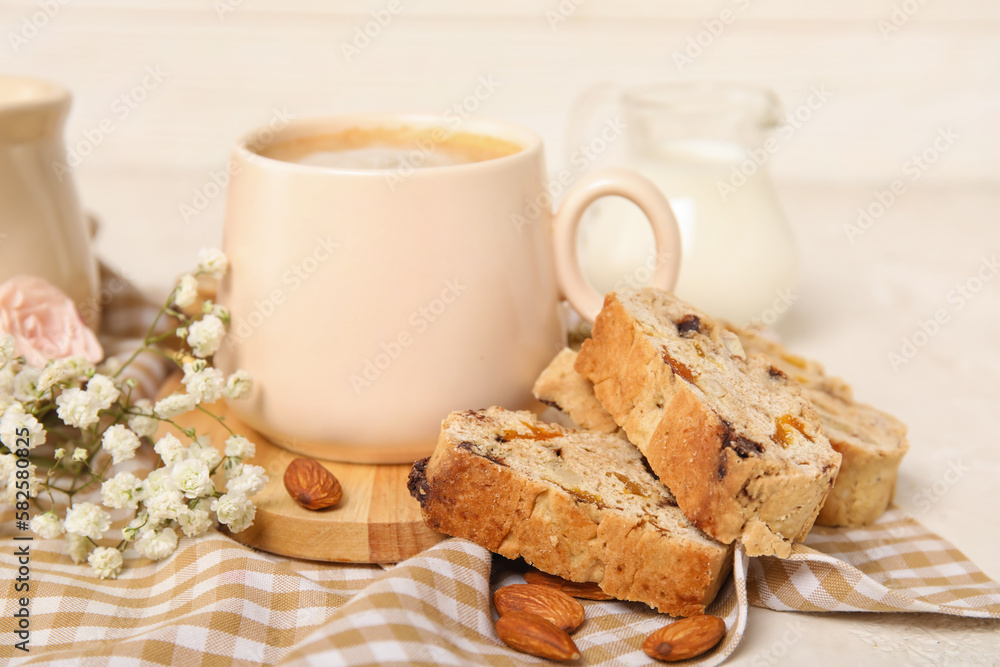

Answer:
[258,125,523,169]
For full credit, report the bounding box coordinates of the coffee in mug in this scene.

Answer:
[259,126,521,169]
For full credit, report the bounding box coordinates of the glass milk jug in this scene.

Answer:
[571,82,797,326]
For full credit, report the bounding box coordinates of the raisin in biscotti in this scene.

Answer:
[575,288,841,557]
[732,326,909,527]
[408,407,732,616]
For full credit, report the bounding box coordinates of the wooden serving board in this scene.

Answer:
[156,376,444,563]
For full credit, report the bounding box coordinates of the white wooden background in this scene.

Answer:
[3,3,1000,664]
[1,0,998,289]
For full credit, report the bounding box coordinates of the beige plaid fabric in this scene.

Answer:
[750,507,1000,618]
[4,505,997,665]
[0,517,748,666]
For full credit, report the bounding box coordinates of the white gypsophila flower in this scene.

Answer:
[182,361,224,403]
[144,489,185,522]
[101,424,142,465]
[171,458,214,499]
[121,511,148,542]
[182,358,206,375]
[226,465,267,497]
[223,370,253,401]
[37,357,89,393]
[186,315,226,358]
[5,463,39,503]
[87,374,120,410]
[0,453,14,480]
[173,273,199,308]
[221,457,244,480]
[141,468,176,499]
[0,334,15,367]
[63,356,95,377]
[153,433,186,467]
[30,512,65,539]
[0,364,16,395]
[53,447,66,460]
[88,546,123,579]
[13,367,41,403]
[177,505,213,538]
[67,533,94,564]
[135,526,178,561]
[0,394,13,413]
[56,387,101,429]
[101,471,143,509]
[37,363,68,395]
[211,304,230,322]
[187,436,222,469]
[153,392,198,419]
[0,403,45,450]
[212,493,256,533]
[38,357,95,395]
[223,435,255,460]
[63,502,111,541]
[72,447,88,462]
[197,248,228,279]
[128,399,159,438]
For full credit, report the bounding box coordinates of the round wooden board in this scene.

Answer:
[156,376,444,563]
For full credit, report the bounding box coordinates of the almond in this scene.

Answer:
[283,457,343,510]
[495,611,581,661]
[643,614,726,662]
[524,569,613,601]
[493,584,584,633]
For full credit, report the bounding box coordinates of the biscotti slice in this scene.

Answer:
[547,333,909,528]
[575,288,841,557]
[408,407,733,616]
[733,327,909,527]
[532,347,619,433]
[730,326,853,402]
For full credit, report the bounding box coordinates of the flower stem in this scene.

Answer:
[196,404,235,436]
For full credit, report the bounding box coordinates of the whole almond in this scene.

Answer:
[283,458,343,510]
[493,584,584,633]
[524,569,613,600]
[643,615,726,662]
[495,611,581,661]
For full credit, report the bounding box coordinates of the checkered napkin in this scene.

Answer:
[753,507,1000,618]
[4,507,997,666]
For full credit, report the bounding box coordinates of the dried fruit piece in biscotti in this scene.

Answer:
[575,288,841,557]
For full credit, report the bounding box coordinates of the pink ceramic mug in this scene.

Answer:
[215,114,681,463]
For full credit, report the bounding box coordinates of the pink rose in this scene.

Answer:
[0,275,103,368]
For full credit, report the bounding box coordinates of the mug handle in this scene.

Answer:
[552,168,683,322]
